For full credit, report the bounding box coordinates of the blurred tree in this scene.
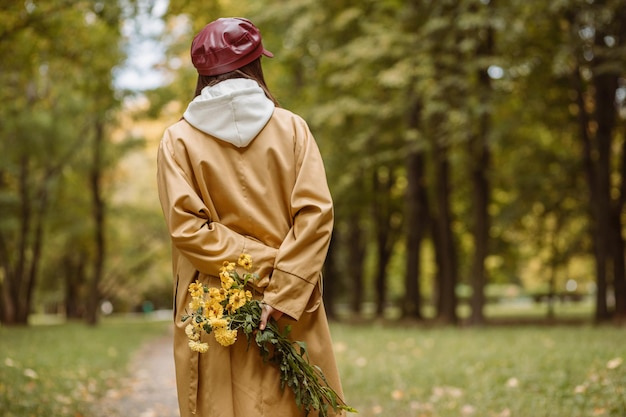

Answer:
[0,1,128,325]
[464,0,496,326]
[135,0,625,326]
[0,1,87,324]
[279,0,410,318]
[399,2,430,321]
[411,0,469,324]
[484,0,595,312]
[559,0,626,322]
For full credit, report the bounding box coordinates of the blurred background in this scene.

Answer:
[1,0,625,327]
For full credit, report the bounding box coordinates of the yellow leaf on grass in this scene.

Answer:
[606,357,622,370]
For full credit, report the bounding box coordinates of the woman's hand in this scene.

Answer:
[259,303,283,330]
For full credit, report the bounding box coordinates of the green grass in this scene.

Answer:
[1,317,624,417]
[0,317,171,417]
[331,323,626,417]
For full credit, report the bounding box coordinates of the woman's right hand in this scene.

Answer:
[259,303,283,330]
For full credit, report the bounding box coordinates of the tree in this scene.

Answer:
[465,0,497,325]
[147,0,625,325]
[0,1,126,325]
[0,1,87,324]
[560,0,626,322]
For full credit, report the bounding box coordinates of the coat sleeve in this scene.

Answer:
[262,117,334,321]
[156,129,277,279]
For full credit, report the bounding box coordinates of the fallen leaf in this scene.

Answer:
[606,357,622,370]
[391,389,404,400]
[506,377,519,388]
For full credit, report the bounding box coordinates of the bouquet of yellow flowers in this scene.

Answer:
[182,254,356,417]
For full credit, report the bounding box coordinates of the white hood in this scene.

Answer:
[183,78,275,148]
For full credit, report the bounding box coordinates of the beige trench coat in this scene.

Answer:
[157,107,345,417]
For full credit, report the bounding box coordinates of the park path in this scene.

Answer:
[91,327,180,417]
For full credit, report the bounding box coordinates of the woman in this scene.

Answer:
[156,17,345,417]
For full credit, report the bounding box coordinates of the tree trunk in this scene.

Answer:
[468,15,494,326]
[64,253,87,319]
[433,144,458,324]
[0,227,18,324]
[468,134,490,326]
[403,149,426,320]
[14,156,31,324]
[591,69,618,322]
[0,170,7,324]
[402,96,427,320]
[374,243,389,318]
[23,177,51,322]
[3,155,38,325]
[546,214,563,321]
[86,120,106,326]
[610,0,626,325]
[572,63,612,323]
[569,5,624,323]
[0,155,53,325]
[0,269,18,325]
[610,206,626,323]
[348,214,366,316]
[372,167,396,318]
[611,126,626,323]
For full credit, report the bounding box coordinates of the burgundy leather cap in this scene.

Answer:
[191,18,273,76]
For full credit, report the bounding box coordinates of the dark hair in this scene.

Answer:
[193,58,279,106]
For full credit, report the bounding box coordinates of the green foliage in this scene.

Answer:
[0,319,170,417]
[251,319,356,416]
[2,0,621,323]
[145,0,625,317]
[0,0,171,323]
[0,1,124,324]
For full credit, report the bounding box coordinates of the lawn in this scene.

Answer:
[331,323,626,417]
[0,317,624,417]
[0,317,171,417]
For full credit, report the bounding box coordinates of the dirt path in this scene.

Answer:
[92,329,180,417]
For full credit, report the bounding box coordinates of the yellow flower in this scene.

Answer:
[204,300,224,320]
[209,317,228,329]
[228,289,247,313]
[185,324,200,341]
[192,318,205,332]
[188,340,209,353]
[238,253,253,270]
[219,267,230,279]
[245,290,253,301]
[188,280,204,298]
[188,297,203,311]
[221,261,235,272]
[208,287,225,302]
[214,327,237,347]
[220,272,234,290]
